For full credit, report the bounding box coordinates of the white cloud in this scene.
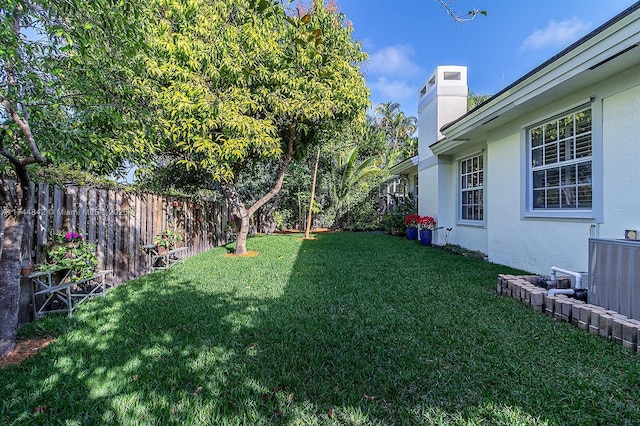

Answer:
[370,77,415,101]
[366,45,423,77]
[521,17,592,51]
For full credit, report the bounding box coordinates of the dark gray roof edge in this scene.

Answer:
[388,155,419,173]
[439,1,640,134]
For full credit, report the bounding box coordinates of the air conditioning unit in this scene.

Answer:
[588,238,640,320]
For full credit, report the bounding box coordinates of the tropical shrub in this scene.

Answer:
[381,193,416,234]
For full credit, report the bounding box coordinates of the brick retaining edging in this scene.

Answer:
[497,274,640,353]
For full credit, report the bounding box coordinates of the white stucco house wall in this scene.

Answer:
[417,2,640,276]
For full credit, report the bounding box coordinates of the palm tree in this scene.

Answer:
[331,147,382,229]
[468,91,492,110]
[374,101,401,129]
[374,102,417,151]
[389,111,417,150]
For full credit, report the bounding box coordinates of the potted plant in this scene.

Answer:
[57,231,83,248]
[154,227,183,254]
[417,215,438,246]
[404,214,421,240]
[38,230,99,280]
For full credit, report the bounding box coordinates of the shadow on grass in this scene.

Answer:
[2,266,277,423]
[2,232,640,424]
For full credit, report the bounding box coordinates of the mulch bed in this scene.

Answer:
[224,251,260,258]
[0,337,55,368]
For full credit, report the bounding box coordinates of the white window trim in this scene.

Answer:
[521,99,603,221]
[457,151,485,227]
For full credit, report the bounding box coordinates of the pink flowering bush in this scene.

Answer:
[65,231,82,241]
[50,230,84,245]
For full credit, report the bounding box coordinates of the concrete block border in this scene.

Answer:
[498,274,640,353]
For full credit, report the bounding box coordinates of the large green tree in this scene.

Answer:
[0,1,147,356]
[140,0,368,254]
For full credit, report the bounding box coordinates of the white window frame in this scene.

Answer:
[458,152,484,225]
[522,99,602,220]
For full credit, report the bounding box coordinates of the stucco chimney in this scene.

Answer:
[417,66,468,160]
[417,66,468,223]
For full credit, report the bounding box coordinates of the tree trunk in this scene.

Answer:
[235,212,251,254]
[0,214,23,356]
[0,130,37,357]
[330,210,341,231]
[221,123,297,255]
[0,8,45,353]
[297,184,302,231]
[304,149,320,239]
[0,166,31,357]
[330,199,344,231]
[222,171,289,255]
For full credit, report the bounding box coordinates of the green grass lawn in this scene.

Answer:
[2,232,639,425]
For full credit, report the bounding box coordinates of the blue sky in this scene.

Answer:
[338,0,637,118]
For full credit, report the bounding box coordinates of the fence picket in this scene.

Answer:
[78,187,88,236]
[134,194,143,276]
[22,182,36,265]
[66,186,78,231]
[123,193,134,280]
[53,186,64,232]
[97,189,107,270]
[88,189,97,244]
[35,183,49,264]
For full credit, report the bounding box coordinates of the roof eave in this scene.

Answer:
[432,2,640,153]
[388,155,419,174]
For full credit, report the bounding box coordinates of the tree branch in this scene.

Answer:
[0,95,45,164]
[437,0,486,23]
[0,129,31,207]
[2,4,45,164]
[247,120,297,217]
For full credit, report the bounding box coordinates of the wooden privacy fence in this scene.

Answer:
[20,183,232,285]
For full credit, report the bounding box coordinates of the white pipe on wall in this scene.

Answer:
[550,266,583,290]
[547,288,575,297]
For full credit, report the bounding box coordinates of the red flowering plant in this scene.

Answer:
[404,214,422,228]
[417,215,438,230]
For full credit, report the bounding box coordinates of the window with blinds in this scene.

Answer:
[529,107,592,210]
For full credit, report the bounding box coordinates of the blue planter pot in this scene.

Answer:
[419,229,433,246]
[406,227,419,240]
